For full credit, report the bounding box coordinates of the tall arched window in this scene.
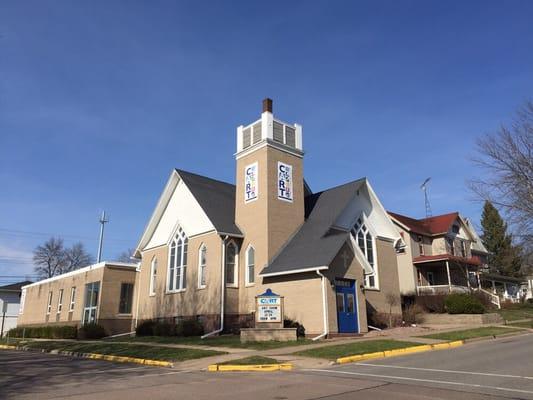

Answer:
[225,242,238,287]
[198,244,207,289]
[149,258,157,296]
[246,246,255,285]
[351,217,378,289]
[168,227,188,291]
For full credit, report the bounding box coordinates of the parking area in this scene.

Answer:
[303,333,533,399]
[2,333,532,400]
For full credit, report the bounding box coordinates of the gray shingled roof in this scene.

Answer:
[261,178,366,276]
[175,169,242,236]
[0,281,33,292]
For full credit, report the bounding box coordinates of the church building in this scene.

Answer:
[133,99,404,337]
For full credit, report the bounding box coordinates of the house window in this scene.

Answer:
[460,240,467,257]
[46,291,53,315]
[83,281,100,324]
[246,246,255,285]
[417,236,424,256]
[149,258,157,296]
[351,217,378,289]
[57,289,63,313]
[225,242,238,287]
[452,225,460,234]
[69,287,76,312]
[198,245,207,288]
[119,283,134,314]
[427,271,435,286]
[447,237,455,255]
[168,227,188,292]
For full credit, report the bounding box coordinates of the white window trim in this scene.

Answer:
[46,291,53,315]
[69,287,76,312]
[57,289,63,313]
[198,244,207,289]
[245,245,255,286]
[166,227,188,293]
[149,258,157,296]
[351,213,380,290]
[225,241,239,288]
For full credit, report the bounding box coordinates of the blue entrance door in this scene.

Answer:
[335,279,358,333]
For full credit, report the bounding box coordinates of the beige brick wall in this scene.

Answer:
[136,231,223,321]
[363,238,402,317]
[18,264,137,335]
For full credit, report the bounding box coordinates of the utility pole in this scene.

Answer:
[96,211,109,263]
[420,178,432,218]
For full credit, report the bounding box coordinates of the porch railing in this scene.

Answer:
[477,288,501,309]
[416,285,470,295]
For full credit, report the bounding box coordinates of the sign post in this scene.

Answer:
[256,289,283,328]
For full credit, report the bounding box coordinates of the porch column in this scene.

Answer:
[476,271,481,289]
[446,261,452,292]
[504,282,508,297]
[492,280,496,294]
[466,267,471,289]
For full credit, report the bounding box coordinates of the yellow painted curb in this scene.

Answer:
[84,353,173,368]
[0,344,17,350]
[208,363,293,372]
[335,341,464,364]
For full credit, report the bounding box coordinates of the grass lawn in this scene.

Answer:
[218,356,280,366]
[293,340,422,361]
[496,304,533,321]
[107,335,314,350]
[420,326,524,341]
[17,341,223,361]
[507,320,533,329]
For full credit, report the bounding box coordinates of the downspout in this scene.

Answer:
[201,235,228,339]
[134,262,142,329]
[312,270,329,341]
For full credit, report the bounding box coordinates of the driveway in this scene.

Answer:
[1,333,532,400]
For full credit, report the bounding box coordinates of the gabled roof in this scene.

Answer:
[388,211,459,236]
[260,179,366,276]
[0,281,33,292]
[175,169,242,236]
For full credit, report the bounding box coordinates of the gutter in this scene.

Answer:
[134,263,142,329]
[201,235,228,339]
[312,270,329,341]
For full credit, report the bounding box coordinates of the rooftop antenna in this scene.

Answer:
[420,178,432,218]
[96,211,109,263]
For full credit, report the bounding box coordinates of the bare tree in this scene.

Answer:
[116,248,135,263]
[33,238,94,279]
[470,101,533,251]
[33,237,66,279]
[62,242,93,273]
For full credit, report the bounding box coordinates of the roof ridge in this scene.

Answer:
[306,177,366,198]
[175,168,235,188]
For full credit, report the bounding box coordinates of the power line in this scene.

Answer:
[0,228,133,243]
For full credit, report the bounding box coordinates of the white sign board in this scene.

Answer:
[256,297,281,323]
[244,162,258,203]
[277,162,293,202]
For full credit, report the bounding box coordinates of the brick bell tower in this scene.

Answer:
[235,99,305,271]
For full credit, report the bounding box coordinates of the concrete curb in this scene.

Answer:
[208,363,293,372]
[336,340,464,364]
[0,344,173,368]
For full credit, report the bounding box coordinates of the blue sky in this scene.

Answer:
[1,1,532,282]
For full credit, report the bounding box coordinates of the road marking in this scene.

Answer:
[307,369,533,396]
[355,362,533,380]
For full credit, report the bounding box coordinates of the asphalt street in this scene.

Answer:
[1,333,532,400]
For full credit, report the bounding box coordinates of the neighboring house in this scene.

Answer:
[0,281,32,337]
[17,262,138,336]
[133,99,404,336]
[480,273,527,303]
[526,276,533,300]
[388,211,491,300]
